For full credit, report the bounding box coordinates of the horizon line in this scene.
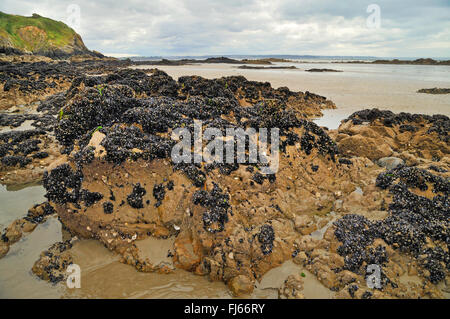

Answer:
[105,53,450,60]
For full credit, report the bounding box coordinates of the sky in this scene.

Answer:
[1,0,449,58]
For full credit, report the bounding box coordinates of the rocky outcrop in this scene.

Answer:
[305,68,342,72]
[32,240,75,283]
[30,68,448,298]
[372,58,450,66]
[238,65,297,70]
[339,58,450,66]
[132,57,292,66]
[0,58,128,110]
[417,88,450,95]
[335,109,449,161]
[0,201,55,256]
[24,68,353,292]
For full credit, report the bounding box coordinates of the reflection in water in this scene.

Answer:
[0,183,46,229]
[0,216,64,298]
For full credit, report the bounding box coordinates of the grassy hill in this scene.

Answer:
[0,12,100,58]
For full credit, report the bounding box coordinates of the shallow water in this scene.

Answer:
[0,120,35,133]
[255,260,334,299]
[63,239,233,299]
[312,108,355,130]
[0,183,46,229]
[0,216,64,298]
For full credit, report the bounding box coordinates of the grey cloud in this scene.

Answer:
[0,0,449,57]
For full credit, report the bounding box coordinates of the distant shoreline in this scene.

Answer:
[334,58,450,66]
[128,56,450,66]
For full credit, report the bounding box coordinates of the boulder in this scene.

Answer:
[377,157,404,170]
[228,275,255,296]
[278,274,305,299]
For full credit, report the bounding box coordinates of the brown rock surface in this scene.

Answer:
[278,274,305,299]
[336,109,449,161]
[228,275,255,296]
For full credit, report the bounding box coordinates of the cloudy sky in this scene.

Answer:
[1,0,449,57]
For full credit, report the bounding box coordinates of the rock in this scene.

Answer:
[338,135,393,160]
[20,219,37,233]
[294,215,317,235]
[377,157,404,170]
[338,109,449,161]
[417,88,450,94]
[333,199,343,211]
[88,131,107,158]
[293,251,308,265]
[228,275,255,296]
[174,232,201,271]
[27,202,55,223]
[4,221,23,244]
[336,270,360,286]
[0,241,9,258]
[305,68,342,73]
[278,274,305,299]
[32,241,73,283]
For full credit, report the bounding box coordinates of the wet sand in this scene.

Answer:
[134,62,450,128]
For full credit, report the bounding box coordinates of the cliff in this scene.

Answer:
[0,11,103,58]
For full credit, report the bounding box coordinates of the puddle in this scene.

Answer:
[64,239,232,299]
[0,216,64,298]
[0,183,46,229]
[313,108,354,130]
[135,237,175,265]
[255,260,334,299]
[0,120,35,133]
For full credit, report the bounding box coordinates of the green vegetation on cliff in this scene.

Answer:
[0,11,93,57]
